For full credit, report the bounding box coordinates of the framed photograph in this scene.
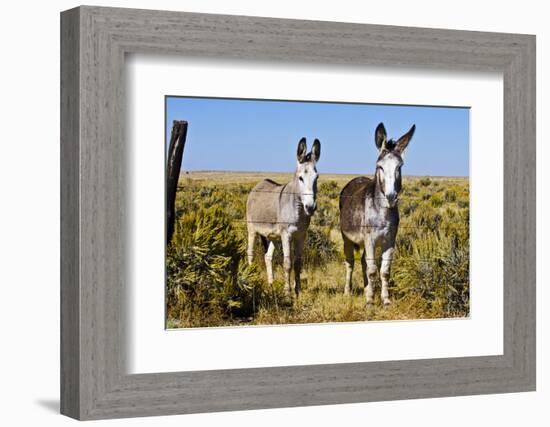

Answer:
[164,97,472,329]
[61,6,536,420]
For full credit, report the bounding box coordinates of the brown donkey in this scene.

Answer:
[339,123,415,305]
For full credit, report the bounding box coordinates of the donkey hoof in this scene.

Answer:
[366,299,374,306]
[383,298,392,306]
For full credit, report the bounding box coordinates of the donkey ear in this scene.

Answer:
[297,137,307,163]
[311,139,321,162]
[375,122,387,151]
[395,124,416,155]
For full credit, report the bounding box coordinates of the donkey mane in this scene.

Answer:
[380,138,397,152]
[300,152,316,163]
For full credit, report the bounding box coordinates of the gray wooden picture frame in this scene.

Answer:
[60,5,536,421]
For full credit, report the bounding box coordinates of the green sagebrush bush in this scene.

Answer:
[174,182,253,221]
[419,177,432,187]
[311,180,340,228]
[311,202,338,228]
[408,202,443,232]
[318,180,339,198]
[430,193,444,208]
[393,188,469,316]
[166,206,267,326]
[393,228,469,316]
[444,188,458,202]
[302,226,339,268]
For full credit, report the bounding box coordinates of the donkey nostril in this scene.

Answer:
[305,204,316,215]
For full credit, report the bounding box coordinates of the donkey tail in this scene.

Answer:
[260,236,269,254]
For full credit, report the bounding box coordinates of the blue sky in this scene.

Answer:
[166,96,469,177]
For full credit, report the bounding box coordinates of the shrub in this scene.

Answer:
[430,193,444,207]
[445,207,457,219]
[444,189,457,202]
[401,200,419,216]
[166,206,266,325]
[393,230,469,316]
[312,203,337,228]
[419,177,432,186]
[319,180,339,198]
[409,204,443,232]
[457,199,469,209]
[302,226,339,268]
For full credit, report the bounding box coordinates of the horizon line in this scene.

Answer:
[179,169,469,179]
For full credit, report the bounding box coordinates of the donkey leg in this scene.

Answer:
[293,236,304,296]
[360,251,373,303]
[343,237,355,295]
[281,233,292,295]
[363,239,377,305]
[246,230,256,266]
[380,246,395,306]
[264,240,276,285]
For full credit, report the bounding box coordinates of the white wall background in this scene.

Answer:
[0,1,546,425]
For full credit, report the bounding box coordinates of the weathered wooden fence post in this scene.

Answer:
[166,120,188,244]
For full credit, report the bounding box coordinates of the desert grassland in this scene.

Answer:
[166,171,470,328]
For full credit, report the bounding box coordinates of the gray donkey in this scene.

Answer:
[339,123,415,305]
[246,137,321,296]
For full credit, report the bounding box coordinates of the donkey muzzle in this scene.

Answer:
[386,193,398,207]
[304,202,317,216]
